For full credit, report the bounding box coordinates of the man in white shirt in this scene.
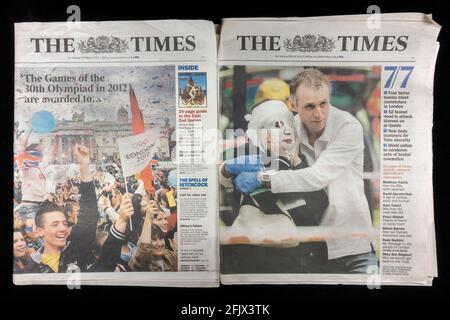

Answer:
[231,69,377,273]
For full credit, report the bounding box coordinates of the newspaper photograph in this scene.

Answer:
[218,14,440,285]
[13,20,219,287]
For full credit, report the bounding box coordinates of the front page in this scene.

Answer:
[218,13,439,285]
[13,20,219,287]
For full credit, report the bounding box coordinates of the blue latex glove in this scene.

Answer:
[224,155,263,176]
[234,171,261,194]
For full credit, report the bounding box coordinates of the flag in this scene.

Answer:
[129,85,155,195]
[15,150,42,170]
[129,85,145,134]
[117,131,154,178]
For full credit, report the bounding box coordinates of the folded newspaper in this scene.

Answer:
[13,13,440,286]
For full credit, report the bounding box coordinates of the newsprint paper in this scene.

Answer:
[218,13,439,286]
[13,14,440,287]
[13,20,219,287]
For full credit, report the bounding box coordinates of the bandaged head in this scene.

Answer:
[245,100,297,156]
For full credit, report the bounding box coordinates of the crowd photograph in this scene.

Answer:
[14,66,178,274]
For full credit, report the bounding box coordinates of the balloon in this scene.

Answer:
[168,169,177,188]
[30,110,56,134]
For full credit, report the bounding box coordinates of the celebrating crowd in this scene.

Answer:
[13,130,178,274]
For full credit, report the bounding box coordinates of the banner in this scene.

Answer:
[117,130,157,178]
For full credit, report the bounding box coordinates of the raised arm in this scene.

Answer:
[93,196,133,272]
[17,128,31,152]
[75,144,93,183]
[138,200,158,244]
[128,200,158,271]
[69,144,99,271]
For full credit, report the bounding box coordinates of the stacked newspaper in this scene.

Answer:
[13,13,440,286]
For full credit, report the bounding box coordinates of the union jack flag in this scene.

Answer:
[14,150,42,170]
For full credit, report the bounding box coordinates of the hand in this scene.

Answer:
[224,155,263,176]
[118,197,134,222]
[169,232,177,251]
[101,185,112,194]
[145,200,159,219]
[140,197,149,214]
[73,144,90,166]
[234,171,261,194]
[291,154,302,167]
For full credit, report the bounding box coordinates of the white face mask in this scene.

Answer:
[269,120,296,153]
[246,100,297,156]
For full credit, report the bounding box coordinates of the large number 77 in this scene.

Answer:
[384,66,414,89]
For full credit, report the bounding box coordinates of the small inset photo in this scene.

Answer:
[178,72,207,108]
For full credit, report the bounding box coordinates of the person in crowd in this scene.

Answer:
[64,200,80,226]
[29,144,99,273]
[22,217,43,254]
[89,194,135,272]
[152,209,176,252]
[16,128,58,219]
[13,230,39,273]
[129,200,177,272]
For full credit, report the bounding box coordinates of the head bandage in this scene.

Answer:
[245,100,296,153]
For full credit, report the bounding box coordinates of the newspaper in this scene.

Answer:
[218,13,439,286]
[13,14,440,287]
[13,20,219,287]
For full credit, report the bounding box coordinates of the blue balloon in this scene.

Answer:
[30,110,56,134]
[168,170,177,188]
